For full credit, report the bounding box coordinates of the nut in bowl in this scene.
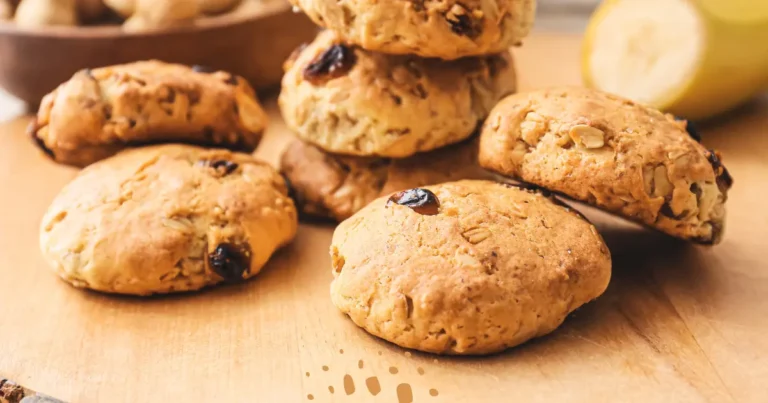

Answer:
[0,0,316,105]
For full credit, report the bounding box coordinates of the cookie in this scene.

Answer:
[289,0,535,60]
[30,60,268,167]
[280,137,494,221]
[330,180,611,355]
[279,30,516,158]
[14,0,78,26]
[479,87,732,244]
[39,144,298,296]
[123,0,198,31]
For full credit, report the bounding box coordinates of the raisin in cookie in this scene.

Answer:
[280,137,494,221]
[330,180,611,355]
[289,0,535,60]
[39,144,297,296]
[479,87,732,244]
[279,30,516,158]
[30,60,269,167]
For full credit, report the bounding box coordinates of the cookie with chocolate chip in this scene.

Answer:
[279,137,495,221]
[30,60,269,167]
[330,180,611,355]
[288,0,535,59]
[279,30,517,158]
[478,86,732,244]
[39,144,297,295]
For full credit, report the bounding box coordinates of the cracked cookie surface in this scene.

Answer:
[39,144,297,295]
[330,180,611,355]
[280,137,494,221]
[289,0,535,59]
[279,30,517,158]
[478,87,732,244]
[30,60,269,167]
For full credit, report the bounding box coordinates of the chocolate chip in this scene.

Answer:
[27,121,54,159]
[387,188,440,215]
[208,243,251,282]
[198,159,239,175]
[706,149,734,191]
[303,44,357,85]
[191,65,215,73]
[675,117,701,142]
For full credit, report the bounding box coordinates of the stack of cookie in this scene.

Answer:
[278,0,537,220]
[31,60,299,296]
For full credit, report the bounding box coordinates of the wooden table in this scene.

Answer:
[1,34,766,402]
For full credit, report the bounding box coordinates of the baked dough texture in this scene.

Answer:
[279,30,517,158]
[280,137,494,221]
[39,144,298,295]
[330,180,611,355]
[479,87,732,244]
[289,0,536,59]
[30,60,269,167]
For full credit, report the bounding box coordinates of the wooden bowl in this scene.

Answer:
[0,1,317,106]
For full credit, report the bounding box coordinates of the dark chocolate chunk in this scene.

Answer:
[387,188,440,215]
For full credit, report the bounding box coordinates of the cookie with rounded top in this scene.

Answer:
[30,60,269,167]
[330,180,611,355]
[479,86,731,244]
[39,144,297,295]
[279,30,517,158]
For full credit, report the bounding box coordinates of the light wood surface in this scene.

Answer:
[1,34,767,403]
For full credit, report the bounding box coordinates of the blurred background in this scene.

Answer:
[0,0,602,121]
[1,0,766,122]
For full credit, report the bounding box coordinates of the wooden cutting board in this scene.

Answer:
[1,33,766,403]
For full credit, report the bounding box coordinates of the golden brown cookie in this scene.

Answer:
[289,0,536,59]
[479,86,732,244]
[330,180,611,355]
[280,137,494,221]
[39,144,298,296]
[279,30,517,158]
[30,60,268,167]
